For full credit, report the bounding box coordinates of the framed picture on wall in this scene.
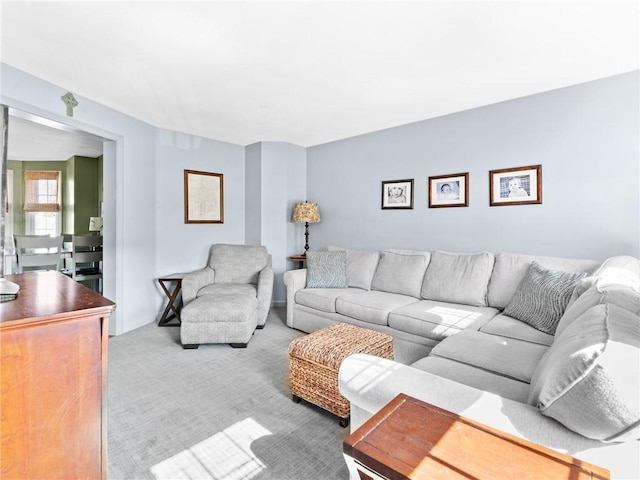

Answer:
[184,169,224,223]
[381,179,414,209]
[489,164,542,206]
[428,172,469,208]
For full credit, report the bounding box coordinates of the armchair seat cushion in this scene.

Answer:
[198,283,257,298]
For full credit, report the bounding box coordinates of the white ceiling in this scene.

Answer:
[7,114,104,161]
[1,1,638,149]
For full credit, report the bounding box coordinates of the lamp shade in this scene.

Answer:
[89,216,103,232]
[293,202,320,224]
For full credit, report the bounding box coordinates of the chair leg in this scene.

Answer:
[182,344,199,349]
[229,343,248,348]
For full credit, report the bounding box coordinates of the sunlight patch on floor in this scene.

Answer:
[150,417,272,480]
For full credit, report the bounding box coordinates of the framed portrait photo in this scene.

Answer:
[381,179,414,209]
[184,169,224,223]
[489,164,542,206]
[428,172,469,208]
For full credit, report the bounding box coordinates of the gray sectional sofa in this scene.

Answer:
[283,248,640,479]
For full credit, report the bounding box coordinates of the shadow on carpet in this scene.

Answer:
[107,308,350,480]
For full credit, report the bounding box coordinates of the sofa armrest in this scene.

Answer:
[182,267,215,305]
[339,354,639,480]
[283,268,307,327]
[256,265,274,326]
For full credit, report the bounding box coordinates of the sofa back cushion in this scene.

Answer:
[487,253,600,309]
[209,244,269,284]
[528,303,640,442]
[557,284,640,336]
[371,249,430,298]
[328,246,380,290]
[556,255,640,335]
[421,251,495,307]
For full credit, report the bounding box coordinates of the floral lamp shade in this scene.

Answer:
[292,202,320,224]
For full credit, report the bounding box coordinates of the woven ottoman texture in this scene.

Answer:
[288,323,393,427]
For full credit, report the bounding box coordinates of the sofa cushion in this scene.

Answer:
[480,314,554,346]
[336,291,419,326]
[328,246,380,290]
[556,284,640,336]
[294,288,361,313]
[503,262,585,335]
[305,250,348,288]
[388,300,499,342]
[487,253,600,309]
[528,304,640,442]
[429,330,549,383]
[371,250,430,298]
[421,251,494,307]
[592,255,640,288]
[411,356,530,403]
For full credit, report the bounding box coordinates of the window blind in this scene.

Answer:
[24,170,61,212]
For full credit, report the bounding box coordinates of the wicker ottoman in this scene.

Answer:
[288,323,393,427]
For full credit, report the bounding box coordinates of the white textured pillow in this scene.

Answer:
[421,251,494,307]
[327,246,380,290]
[371,250,429,298]
[528,304,640,442]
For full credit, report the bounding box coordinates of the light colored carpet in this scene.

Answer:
[107,307,350,480]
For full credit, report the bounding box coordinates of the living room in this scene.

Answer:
[1,2,638,336]
[1,1,638,479]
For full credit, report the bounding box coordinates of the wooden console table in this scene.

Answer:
[0,272,116,480]
[343,393,609,480]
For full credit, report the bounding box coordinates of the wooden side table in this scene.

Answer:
[158,273,187,326]
[344,393,609,480]
[289,255,306,269]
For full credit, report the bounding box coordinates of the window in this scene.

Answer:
[24,170,61,236]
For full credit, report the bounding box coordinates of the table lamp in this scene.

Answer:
[293,201,320,255]
[89,216,103,234]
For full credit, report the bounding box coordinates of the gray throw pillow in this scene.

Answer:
[305,251,348,288]
[503,261,585,335]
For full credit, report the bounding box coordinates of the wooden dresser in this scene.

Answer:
[0,271,116,480]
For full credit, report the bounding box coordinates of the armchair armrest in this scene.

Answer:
[256,265,274,326]
[182,267,215,305]
[283,268,307,327]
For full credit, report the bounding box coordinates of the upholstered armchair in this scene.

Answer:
[180,244,274,348]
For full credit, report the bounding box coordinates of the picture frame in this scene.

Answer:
[428,172,469,208]
[184,169,224,223]
[381,179,414,209]
[489,164,542,206]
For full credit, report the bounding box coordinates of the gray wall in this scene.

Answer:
[155,130,246,276]
[245,141,307,305]
[307,71,640,260]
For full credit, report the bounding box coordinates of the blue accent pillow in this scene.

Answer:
[306,251,348,288]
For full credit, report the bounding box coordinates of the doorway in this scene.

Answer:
[5,108,120,333]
